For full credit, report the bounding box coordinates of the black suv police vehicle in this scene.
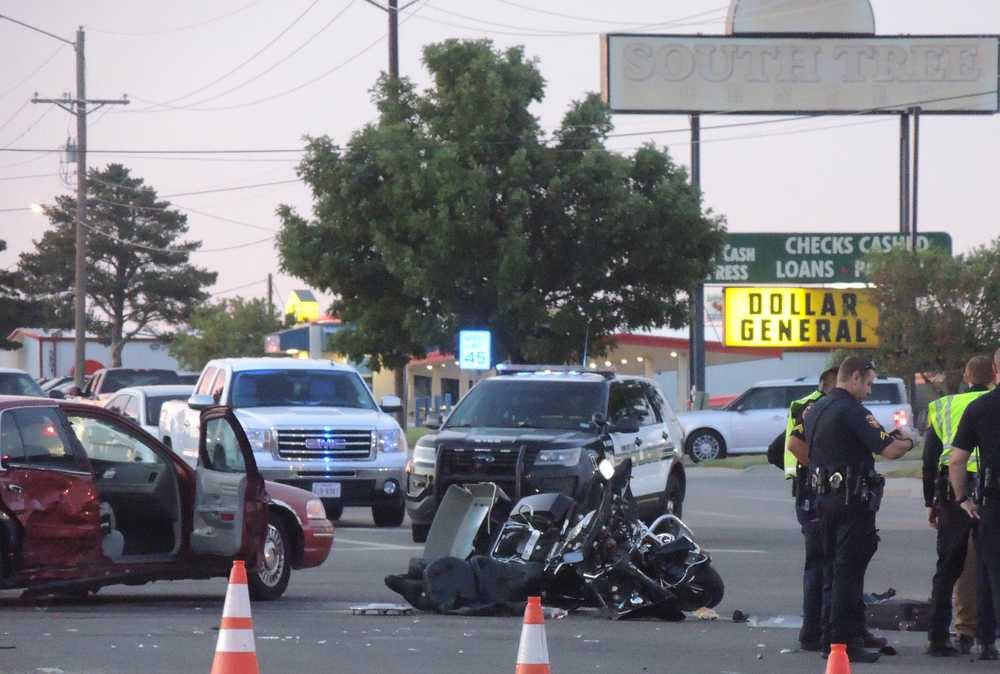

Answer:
[404,365,687,543]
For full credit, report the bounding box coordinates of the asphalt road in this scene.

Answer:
[0,466,979,674]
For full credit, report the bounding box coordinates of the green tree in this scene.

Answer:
[278,39,724,386]
[0,239,54,349]
[865,239,1000,395]
[19,164,217,366]
[169,297,280,371]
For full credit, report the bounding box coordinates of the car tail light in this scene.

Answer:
[893,409,907,427]
[305,499,327,520]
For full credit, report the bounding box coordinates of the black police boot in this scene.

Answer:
[862,628,888,651]
[799,639,823,652]
[958,634,975,655]
[925,640,959,657]
[979,643,999,661]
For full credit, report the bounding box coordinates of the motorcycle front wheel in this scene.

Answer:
[675,563,725,611]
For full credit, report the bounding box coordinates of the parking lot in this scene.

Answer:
[0,465,989,674]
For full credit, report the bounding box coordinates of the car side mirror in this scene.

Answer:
[48,390,65,400]
[380,395,402,413]
[67,386,82,397]
[187,394,216,411]
[424,413,443,430]
[591,413,608,433]
[609,416,640,434]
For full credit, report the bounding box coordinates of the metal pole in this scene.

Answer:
[910,106,921,251]
[689,114,706,409]
[899,113,910,235]
[73,27,87,389]
[388,0,399,80]
[267,273,274,316]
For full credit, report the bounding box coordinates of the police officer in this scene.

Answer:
[803,356,918,662]
[949,347,1000,661]
[923,355,993,656]
[769,367,837,651]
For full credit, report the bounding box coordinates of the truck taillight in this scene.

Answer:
[893,410,907,427]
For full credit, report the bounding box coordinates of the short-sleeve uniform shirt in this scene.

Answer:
[953,388,1000,468]
[803,387,895,471]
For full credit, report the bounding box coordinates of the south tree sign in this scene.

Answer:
[709,231,952,284]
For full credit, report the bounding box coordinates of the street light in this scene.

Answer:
[29,203,44,214]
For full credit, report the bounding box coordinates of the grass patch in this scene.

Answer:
[406,427,431,446]
[695,454,770,470]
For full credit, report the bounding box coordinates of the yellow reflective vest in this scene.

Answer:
[784,390,824,478]
[929,389,988,472]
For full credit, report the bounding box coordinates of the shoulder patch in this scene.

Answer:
[866,414,881,429]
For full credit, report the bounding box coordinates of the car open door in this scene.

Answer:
[191,408,266,562]
[0,405,103,578]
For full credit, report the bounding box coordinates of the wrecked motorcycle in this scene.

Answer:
[386,457,724,619]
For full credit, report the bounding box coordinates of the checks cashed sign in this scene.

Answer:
[724,287,880,349]
[601,35,1000,114]
[711,232,952,284]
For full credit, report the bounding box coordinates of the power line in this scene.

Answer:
[136,0,356,112]
[0,101,31,136]
[142,0,327,109]
[111,3,424,114]
[0,206,31,213]
[161,178,300,197]
[0,106,54,149]
[0,45,65,100]
[79,219,275,254]
[0,172,57,181]
[89,0,267,37]
[492,0,730,27]
[213,278,269,296]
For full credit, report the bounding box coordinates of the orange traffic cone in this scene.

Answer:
[515,596,551,674]
[825,643,851,674]
[210,560,260,674]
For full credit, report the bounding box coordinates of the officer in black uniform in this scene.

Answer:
[949,347,1000,661]
[803,356,917,662]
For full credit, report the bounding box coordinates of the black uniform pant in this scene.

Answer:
[797,499,826,645]
[818,496,878,645]
[928,499,975,645]
[975,503,1000,646]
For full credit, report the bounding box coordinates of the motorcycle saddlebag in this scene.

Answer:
[865,599,931,631]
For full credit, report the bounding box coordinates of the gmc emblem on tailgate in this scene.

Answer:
[304,437,348,450]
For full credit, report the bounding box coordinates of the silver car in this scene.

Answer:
[678,376,912,462]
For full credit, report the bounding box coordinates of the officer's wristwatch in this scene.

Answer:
[957,495,970,505]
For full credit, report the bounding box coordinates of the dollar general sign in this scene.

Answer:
[724,287,879,349]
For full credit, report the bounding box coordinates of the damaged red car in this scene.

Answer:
[0,397,333,600]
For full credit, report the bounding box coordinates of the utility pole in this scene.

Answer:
[267,273,274,317]
[0,15,130,387]
[362,0,420,79]
[688,114,706,411]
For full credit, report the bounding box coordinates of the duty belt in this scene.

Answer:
[811,466,885,506]
[935,466,979,505]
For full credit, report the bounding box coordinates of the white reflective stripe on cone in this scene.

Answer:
[215,629,257,653]
[222,584,252,618]
[516,625,550,664]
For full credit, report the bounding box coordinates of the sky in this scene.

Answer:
[1,0,998,321]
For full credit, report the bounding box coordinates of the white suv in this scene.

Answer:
[677,376,912,462]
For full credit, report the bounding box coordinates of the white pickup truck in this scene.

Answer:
[158,357,408,526]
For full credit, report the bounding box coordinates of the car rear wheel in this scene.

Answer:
[249,519,291,601]
[686,429,726,463]
[411,523,430,543]
[372,497,405,528]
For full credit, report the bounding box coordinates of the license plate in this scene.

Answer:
[311,482,342,498]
